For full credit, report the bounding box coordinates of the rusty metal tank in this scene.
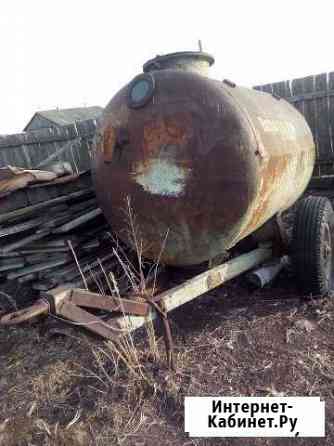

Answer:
[93,51,315,266]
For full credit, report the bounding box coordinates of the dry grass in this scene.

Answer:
[94,197,170,376]
[63,196,170,414]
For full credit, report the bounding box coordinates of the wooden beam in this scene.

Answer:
[7,257,70,280]
[52,208,102,233]
[0,188,93,224]
[288,89,334,103]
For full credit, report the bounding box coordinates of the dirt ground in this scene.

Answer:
[1,192,334,445]
[1,272,334,446]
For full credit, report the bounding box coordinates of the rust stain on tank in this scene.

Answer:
[142,113,192,157]
[102,124,116,162]
[132,113,195,198]
[241,155,291,236]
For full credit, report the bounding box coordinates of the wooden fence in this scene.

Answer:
[254,72,334,178]
[0,119,98,174]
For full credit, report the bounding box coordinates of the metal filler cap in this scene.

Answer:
[143,51,215,76]
[128,73,155,109]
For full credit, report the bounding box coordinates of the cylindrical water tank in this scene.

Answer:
[93,52,315,265]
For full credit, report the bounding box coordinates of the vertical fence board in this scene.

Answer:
[302,76,321,175]
[291,77,305,119]
[261,84,273,94]
[253,85,263,92]
[284,80,292,99]
[315,73,332,168]
[272,81,287,98]
[254,71,334,178]
[328,72,334,169]
[302,76,318,152]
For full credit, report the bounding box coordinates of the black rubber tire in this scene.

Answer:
[292,196,334,296]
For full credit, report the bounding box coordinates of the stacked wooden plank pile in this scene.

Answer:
[0,164,122,294]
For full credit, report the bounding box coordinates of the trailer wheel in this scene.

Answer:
[292,196,334,296]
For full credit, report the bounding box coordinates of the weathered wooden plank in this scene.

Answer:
[0,260,25,272]
[0,252,21,258]
[4,204,70,225]
[315,73,332,163]
[65,253,115,281]
[69,198,97,214]
[0,120,96,177]
[288,88,334,103]
[0,230,50,254]
[272,81,287,98]
[317,164,334,176]
[42,262,84,280]
[42,212,74,229]
[33,279,59,291]
[256,81,334,102]
[291,73,320,174]
[41,251,101,280]
[0,216,47,237]
[7,258,70,280]
[52,208,102,233]
[0,256,25,264]
[328,72,334,165]
[284,80,292,99]
[37,139,80,169]
[23,237,78,249]
[81,239,100,250]
[75,224,110,243]
[254,71,334,178]
[302,76,318,156]
[291,76,305,116]
[0,191,28,214]
[29,174,78,189]
[65,259,117,289]
[18,247,70,254]
[25,252,70,265]
[0,188,93,224]
[18,273,38,283]
[0,119,97,148]
[261,83,273,94]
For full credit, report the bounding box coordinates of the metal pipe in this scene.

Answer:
[111,246,272,336]
[246,257,287,288]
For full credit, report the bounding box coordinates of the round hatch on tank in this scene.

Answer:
[128,73,155,109]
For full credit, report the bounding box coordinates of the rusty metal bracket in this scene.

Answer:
[63,289,149,317]
[0,287,149,340]
[141,294,175,370]
[160,313,174,370]
[0,299,49,325]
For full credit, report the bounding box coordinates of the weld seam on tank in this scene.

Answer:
[221,85,266,160]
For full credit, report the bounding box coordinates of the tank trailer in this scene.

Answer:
[2,52,333,354]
